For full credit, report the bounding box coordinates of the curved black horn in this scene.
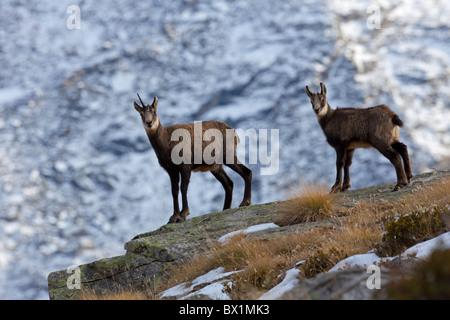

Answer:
[320,83,326,95]
[137,93,145,106]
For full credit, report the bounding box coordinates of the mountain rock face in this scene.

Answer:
[1,0,449,299]
[47,171,449,300]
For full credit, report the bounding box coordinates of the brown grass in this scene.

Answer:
[274,180,339,226]
[164,201,392,299]
[164,233,294,291]
[403,175,450,211]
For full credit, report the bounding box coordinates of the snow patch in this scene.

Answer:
[402,232,450,259]
[191,267,239,288]
[183,281,232,300]
[258,268,300,300]
[329,253,390,272]
[160,267,241,300]
[330,232,450,272]
[218,223,280,244]
[159,282,191,299]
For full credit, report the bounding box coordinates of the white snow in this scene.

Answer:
[111,72,135,93]
[182,281,232,300]
[258,268,301,300]
[330,231,450,272]
[191,267,240,288]
[159,282,191,299]
[218,223,280,244]
[329,253,391,272]
[160,267,241,299]
[402,232,450,259]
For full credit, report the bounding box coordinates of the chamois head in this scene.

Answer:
[134,94,159,133]
[305,82,329,118]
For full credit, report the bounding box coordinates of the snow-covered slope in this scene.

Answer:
[0,0,449,299]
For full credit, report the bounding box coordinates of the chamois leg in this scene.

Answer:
[226,156,252,207]
[168,171,181,224]
[211,165,234,210]
[331,148,345,194]
[377,144,408,191]
[392,141,413,183]
[178,167,191,222]
[341,149,355,192]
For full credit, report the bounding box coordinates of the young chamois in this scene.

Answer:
[134,94,252,223]
[305,83,412,193]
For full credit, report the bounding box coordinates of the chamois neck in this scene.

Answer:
[326,103,335,114]
[318,103,335,125]
[146,119,168,152]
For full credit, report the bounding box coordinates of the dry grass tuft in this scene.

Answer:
[274,180,339,226]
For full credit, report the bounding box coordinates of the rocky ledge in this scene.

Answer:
[47,170,450,300]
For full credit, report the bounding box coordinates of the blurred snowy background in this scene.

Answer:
[0,0,449,299]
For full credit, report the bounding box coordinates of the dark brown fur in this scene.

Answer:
[134,95,252,223]
[305,83,413,192]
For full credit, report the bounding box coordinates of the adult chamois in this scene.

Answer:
[134,94,252,223]
[305,83,412,193]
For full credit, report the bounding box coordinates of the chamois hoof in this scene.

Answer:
[168,214,180,224]
[340,185,351,192]
[167,215,186,224]
[329,184,342,194]
[239,199,251,207]
[392,183,408,192]
[177,209,190,222]
[168,210,188,223]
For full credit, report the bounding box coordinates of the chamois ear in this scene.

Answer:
[320,82,327,96]
[134,101,142,113]
[152,96,158,109]
[305,86,313,98]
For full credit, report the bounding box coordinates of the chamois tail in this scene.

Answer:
[392,114,404,127]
